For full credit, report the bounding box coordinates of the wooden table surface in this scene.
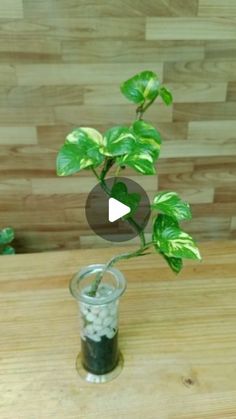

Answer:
[1,241,236,419]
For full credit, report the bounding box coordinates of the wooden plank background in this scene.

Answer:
[0,0,235,253]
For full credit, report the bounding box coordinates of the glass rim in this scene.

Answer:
[69,264,127,305]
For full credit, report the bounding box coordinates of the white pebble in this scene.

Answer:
[86,312,95,322]
[97,328,106,337]
[103,316,113,327]
[96,327,107,338]
[84,324,94,335]
[93,322,103,333]
[90,333,101,342]
[93,316,103,326]
[91,306,100,315]
[100,308,109,319]
[103,327,111,335]
[106,329,115,339]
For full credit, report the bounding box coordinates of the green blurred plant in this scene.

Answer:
[0,227,15,255]
[56,70,201,296]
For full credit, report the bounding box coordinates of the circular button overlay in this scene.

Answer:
[86,177,151,243]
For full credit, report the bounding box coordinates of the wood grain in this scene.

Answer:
[227,82,236,101]
[23,0,199,18]
[62,40,205,63]
[173,102,236,121]
[0,39,61,64]
[198,0,236,16]
[168,82,227,103]
[214,187,236,203]
[0,0,235,251]
[54,103,172,125]
[0,107,55,125]
[0,18,145,41]
[0,65,17,86]
[0,127,37,145]
[0,0,23,18]
[0,86,84,107]
[146,18,236,40]
[164,60,236,82]
[1,241,236,418]
[188,120,236,141]
[0,179,31,194]
[15,63,163,85]
[161,138,236,158]
[205,40,236,61]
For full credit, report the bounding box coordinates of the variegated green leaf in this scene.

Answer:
[2,245,15,255]
[57,127,104,176]
[0,227,14,245]
[66,127,103,146]
[132,120,162,160]
[102,126,136,156]
[152,214,201,260]
[117,147,156,175]
[159,86,173,105]
[152,215,183,273]
[153,214,178,241]
[152,191,192,221]
[159,227,201,260]
[161,253,183,273]
[120,71,160,105]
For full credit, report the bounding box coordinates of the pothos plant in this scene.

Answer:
[0,227,15,255]
[56,70,201,296]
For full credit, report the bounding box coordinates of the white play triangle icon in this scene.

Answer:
[108,198,131,222]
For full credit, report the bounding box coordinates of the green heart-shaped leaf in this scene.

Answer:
[66,127,103,146]
[161,252,183,273]
[152,191,192,221]
[160,86,173,106]
[132,120,162,160]
[102,126,136,157]
[153,214,201,260]
[160,227,201,260]
[2,245,15,255]
[57,127,104,176]
[153,214,178,244]
[120,71,160,105]
[117,147,156,175]
[0,227,14,245]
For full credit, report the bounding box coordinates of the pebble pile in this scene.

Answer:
[80,284,118,342]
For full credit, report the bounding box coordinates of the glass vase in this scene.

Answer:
[69,264,126,383]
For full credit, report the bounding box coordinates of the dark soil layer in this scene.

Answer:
[81,331,119,375]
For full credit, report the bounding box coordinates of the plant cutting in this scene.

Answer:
[0,227,15,255]
[56,70,201,383]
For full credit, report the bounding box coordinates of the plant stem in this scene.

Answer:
[100,157,115,180]
[89,163,148,296]
[128,218,146,247]
[87,244,151,297]
[91,167,100,181]
[136,95,158,120]
[115,165,121,178]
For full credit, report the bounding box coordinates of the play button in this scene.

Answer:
[85,177,151,242]
[108,198,131,222]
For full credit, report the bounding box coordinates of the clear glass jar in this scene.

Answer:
[69,264,126,383]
